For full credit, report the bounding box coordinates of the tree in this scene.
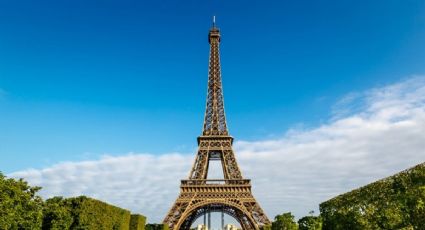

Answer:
[0,172,43,229]
[272,212,298,230]
[298,215,322,230]
[42,197,73,230]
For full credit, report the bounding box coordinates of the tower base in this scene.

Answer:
[163,179,270,230]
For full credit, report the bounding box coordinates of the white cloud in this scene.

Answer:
[10,76,425,223]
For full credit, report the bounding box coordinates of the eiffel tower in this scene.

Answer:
[163,18,271,230]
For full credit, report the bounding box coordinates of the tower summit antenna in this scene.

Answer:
[213,15,216,27]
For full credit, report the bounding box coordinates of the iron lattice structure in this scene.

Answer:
[163,23,271,230]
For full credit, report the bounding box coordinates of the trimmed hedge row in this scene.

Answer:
[42,196,143,230]
[320,162,425,230]
[130,214,147,230]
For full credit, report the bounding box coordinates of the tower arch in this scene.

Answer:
[176,201,257,230]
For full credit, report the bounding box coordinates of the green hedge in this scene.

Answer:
[43,196,131,230]
[130,214,146,230]
[320,162,425,230]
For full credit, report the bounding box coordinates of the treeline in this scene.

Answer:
[0,172,168,230]
[263,162,425,230]
[320,162,425,229]
[261,212,322,230]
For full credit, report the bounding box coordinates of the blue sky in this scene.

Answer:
[1,0,425,174]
